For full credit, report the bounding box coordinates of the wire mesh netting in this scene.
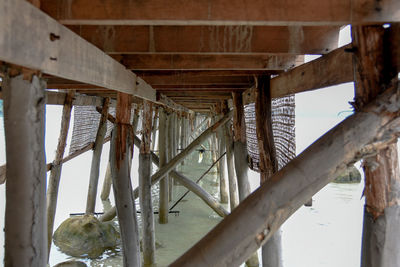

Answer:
[69,105,142,155]
[244,95,296,171]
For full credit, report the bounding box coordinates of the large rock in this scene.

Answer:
[333,165,361,183]
[53,260,88,267]
[53,215,120,258]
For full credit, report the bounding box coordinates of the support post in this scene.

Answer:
[100,163,112,201]
[139,100,156,267]
[255,76,282,267]
[225,120,239,211]
[3,74,47,266]
[352,25,400,267]
[168,112,175,199]
[132,107,140,134]
[218,104,229,204]
[223,100,239,211]
[46,90,74,258]
[151,107,158,151]
[110,92,140,266]
[86,98,110,214]
[179,115,185,166]
[232,92,259,267]
[170,82,400,267]
[232,92,252,201]
[158,108,169,224]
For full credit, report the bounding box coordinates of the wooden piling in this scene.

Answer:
[232,92,259,267]
[232,92,252,201]
[179,114,185,166]
[3,74,47,266]
[139,100,156,267]
[225,121,240,211]
[223,100,240,211]
[255,76,282,267]
[352,25,400,267]
[132,107,140,134]
[151,107,158,151]
[86,98,110,214]
[218,103,229,204]
[110,92,141,266]
[46,90,74,258]
[100,163,112,201]
[158,108,169,224]
[168,112,175,198]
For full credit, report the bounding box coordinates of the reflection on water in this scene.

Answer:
[0,113,366,267]
[281,181,365,267]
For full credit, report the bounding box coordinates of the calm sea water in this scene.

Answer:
[0,107,366,267]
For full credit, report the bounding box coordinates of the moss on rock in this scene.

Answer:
[53,215,120,258]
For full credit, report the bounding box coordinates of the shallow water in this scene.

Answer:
[0,106,367,267]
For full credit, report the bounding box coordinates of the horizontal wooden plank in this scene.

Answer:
[116,54,303,70]
[242,45,354,105]
[41,0,400,26]
[68,25,339,55]
[270,45,354,98]
[164,91,232,97]
[0,0,156,101]
[134,70,281,77]
[141,75,254,86]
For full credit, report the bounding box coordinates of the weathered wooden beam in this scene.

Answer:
[46,91,74,259]
[157,93,192,115]
[170,82,400,267]
[100,163,112,201]
[170,157,230,218]
[43,71,251,86]
[168,112,176,199]
[134,70,280,77]
[255,76,282,267]
[3,74,47,266]
[139,100,156,266]
[158,108,169,224]
[110,92,141,266]
[117,54,303,70]
[0,0,156,101]
[41,0,400,26]
[224,120,239,211]
[46,91,108,106]
[232,92,251,201]
[43,89,193,115]
[67,25,339,55]
[217,113,229,204]
[85,98,110,214]
[151,106,159,151]
[352,25,400,267]
[232,91,259,267]
[270,45,353,98]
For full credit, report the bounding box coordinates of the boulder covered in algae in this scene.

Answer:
[333,165,362,183]
[53,215,120,258]
[53,260,88,267]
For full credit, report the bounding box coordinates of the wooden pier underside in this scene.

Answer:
[0,0,400,266]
